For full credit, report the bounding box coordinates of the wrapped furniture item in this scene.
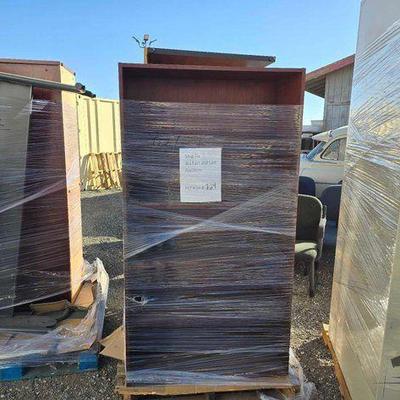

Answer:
[329,1,400,399]
[0,258,108,374]
[120,62,304,393]
[0,59,83,311]
[0,62,106,380]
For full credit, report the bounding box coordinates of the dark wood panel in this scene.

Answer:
[146,47,275,68]
[120,65,304,388]
[120,64,305,105]
[0,61,82,310]
[15,97,71,305]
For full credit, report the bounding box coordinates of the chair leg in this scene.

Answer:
[309,260,316,297]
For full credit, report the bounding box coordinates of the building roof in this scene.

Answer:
[146,47,276,68]
[306,55,355,98]
[0,58,75,75]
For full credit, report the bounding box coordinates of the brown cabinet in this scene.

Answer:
[0,59,83,310]
[119,60,304,393]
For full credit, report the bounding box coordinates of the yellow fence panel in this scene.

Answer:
[77,95,121,190]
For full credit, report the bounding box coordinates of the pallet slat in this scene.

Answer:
[322,324,352,400]
[83,152,122,190]
[115,363,297,400]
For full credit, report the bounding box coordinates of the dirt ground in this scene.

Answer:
[0,190,340,400]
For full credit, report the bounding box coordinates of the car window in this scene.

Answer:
[338,138,347,161]
[306,142,324,160]
[321,139,340,161]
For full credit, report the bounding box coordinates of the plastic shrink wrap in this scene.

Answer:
[329,3,400,399]
[0,85,108,369]
[0,259,108,367]
[260,350,316,400]
[120,62,304,390]
[0,83,83,309]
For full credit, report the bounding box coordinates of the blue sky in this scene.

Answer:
[1,0,360,124]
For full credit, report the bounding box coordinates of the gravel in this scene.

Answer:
[291,238,340,399]
[0,190,340,399]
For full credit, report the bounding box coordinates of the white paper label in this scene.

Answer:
[179,148,222,203]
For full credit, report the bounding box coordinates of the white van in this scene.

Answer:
[299,125,348,197]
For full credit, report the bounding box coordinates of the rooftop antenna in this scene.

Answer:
[132,34,157,63]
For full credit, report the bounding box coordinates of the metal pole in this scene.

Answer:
[0,72,95,97]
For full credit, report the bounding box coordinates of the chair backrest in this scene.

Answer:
[298,176,316,196]
[296,194,323,241]
[320,185,342,222]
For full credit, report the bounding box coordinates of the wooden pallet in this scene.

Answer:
[115,363,298,400]
[322,324,352,400]
[84,152,122,190]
